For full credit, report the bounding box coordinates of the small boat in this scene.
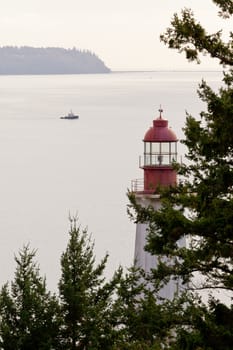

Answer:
[60,110,79,119]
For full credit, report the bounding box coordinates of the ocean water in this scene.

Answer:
[0,71,222,291]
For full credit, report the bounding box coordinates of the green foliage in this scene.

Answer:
[58,218,121,349]
[112,265,179,349]
[212,0,233,18]
[173,299,233,350]
[129,0,233,348]
[1,220,170,349]
[132,0,233,295]
[160,1,233,66]
[0,245,61,350]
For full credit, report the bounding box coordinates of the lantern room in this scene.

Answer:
[143,110,177,167]
[134,108,178,194]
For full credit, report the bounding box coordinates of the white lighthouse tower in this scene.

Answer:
[132,108,182,300]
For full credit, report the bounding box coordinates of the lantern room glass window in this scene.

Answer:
[143,141,177,166]
[161,142,170,153]
[151,143,160,153]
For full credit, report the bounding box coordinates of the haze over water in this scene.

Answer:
[0,71,222,291]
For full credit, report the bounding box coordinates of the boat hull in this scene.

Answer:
[60,116,79,119]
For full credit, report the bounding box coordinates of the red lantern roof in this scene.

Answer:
[143,109,177,142]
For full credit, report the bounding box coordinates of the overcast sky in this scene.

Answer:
[0,0,231,70]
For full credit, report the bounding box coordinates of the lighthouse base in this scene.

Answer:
[134,193,185,300]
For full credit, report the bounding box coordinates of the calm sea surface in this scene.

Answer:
[0,71,222,291]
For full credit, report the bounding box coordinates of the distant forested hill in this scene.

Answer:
[0,46,111,74]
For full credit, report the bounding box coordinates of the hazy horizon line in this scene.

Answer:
[112,69,222,73]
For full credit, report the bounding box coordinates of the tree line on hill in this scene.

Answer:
[0,0,232,348]
[0,46,110,74]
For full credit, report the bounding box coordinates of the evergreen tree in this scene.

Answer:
[112,266,175,349]
[0,245,61,350]
[58,218,121,350]
[129,0,233,348]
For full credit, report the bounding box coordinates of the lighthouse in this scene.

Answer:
[132,108,183,300]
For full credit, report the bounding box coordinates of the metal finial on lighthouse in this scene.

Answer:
[158,105,163,119]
